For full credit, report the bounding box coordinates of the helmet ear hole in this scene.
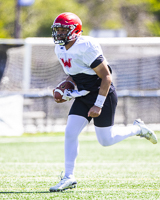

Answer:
[75,30,79,33]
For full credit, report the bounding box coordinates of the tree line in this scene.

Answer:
[0,0,160,38]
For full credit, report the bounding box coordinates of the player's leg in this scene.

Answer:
[95,120,157,146]
[64,97,92,179]
[49,115,88,192]
[95,125,140,146]
[50,99,90,192]
[94,91,157,146]
[94,91,139,146]
[64,114,88,178]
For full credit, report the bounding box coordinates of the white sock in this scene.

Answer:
[64,115,88,178]
[95,125,141,146]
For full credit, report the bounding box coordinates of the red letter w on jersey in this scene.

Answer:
[60,58,72,68]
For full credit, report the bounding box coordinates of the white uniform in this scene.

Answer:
[55,36,109,76]
[50,14,155,193]
[55,36,112,92]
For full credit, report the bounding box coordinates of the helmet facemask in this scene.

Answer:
[51,24,78,46]
[52,12,82,46]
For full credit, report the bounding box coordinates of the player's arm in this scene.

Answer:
[94,60,112,96]
[88,60,112,117]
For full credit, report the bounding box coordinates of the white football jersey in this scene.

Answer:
[55,36,109,76]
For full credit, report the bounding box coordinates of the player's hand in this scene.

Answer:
[53,89,66,103]
[88,105,102,118]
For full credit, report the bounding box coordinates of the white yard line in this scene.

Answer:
[0,162,160,165]
[0,135,99,143]
[0,177,159,181]
[0,188,159,192]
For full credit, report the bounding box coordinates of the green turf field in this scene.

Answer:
[0,132,159,200]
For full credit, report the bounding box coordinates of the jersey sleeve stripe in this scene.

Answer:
[90,55,104,69]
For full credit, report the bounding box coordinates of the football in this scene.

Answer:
[54,80,75,101]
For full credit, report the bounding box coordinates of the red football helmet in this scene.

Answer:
[51,12,82,45]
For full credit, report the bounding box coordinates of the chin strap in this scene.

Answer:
[62,89,90,101]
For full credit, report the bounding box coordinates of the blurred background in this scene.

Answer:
[1,0,160,38]
[0,0,160,135]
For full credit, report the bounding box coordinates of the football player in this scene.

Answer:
[49,12,157,192]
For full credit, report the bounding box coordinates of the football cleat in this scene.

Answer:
[49,176,77,192]
[133,119,157,144]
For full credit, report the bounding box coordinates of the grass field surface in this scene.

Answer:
[0,131,159,200]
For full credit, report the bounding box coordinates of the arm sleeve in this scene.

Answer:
[90,55,104,69]
[90,55,112,73]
